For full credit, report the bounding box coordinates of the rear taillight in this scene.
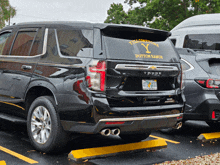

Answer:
[212,111,216,119]
[195,79,220,88]
[87,60,106,91]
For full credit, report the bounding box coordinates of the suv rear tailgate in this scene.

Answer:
[105,60,182,108]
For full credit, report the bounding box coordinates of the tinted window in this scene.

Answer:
[209,59,220,76]
[56,29,93,57]
[180,59,190,71]
[183,34,220,50]
[103,36,179,62]
[11,31,37,56]
[0,32,12,55]
[30,28,44,56]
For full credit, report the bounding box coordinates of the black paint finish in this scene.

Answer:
[0,22,184,137]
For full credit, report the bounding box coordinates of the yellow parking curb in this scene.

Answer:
[68,139,167,161]
[0,161,6,165]
[0,146,38,164]
[198,132,220,141]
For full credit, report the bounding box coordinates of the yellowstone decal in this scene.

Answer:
[129,39,163,59]
[135,54,163,59]
[129,39,159,47]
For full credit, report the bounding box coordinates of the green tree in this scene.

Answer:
[0,0,16,28]
[105,3,128,24]
[105,0,220,31]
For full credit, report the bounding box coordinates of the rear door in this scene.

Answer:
[0,29,15,98]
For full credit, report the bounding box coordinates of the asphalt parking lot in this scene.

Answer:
[1,120,220,165]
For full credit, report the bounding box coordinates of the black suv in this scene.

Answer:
[0,22,184,153]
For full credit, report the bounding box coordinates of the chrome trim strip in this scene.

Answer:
[99,113,183,122]
[115,64,179,71]
[118,89,177,97]
[42,28,48,55]
[111,104,183,111]
[19,28,38,32]
[181,58,194,72]
[0,30,12,35]
[0,28,48,58]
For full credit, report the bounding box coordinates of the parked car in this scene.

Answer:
[0,22,184,153]
[168,13,220,128]
[170,13,220,50]
[177,48,220,128]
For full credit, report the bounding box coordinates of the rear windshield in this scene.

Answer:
[183,34,220,50]
[103,36,180,62]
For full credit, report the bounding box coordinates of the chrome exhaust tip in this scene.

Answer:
[175,122,183,129]
[111,128,120,136]
[100,129,111,136]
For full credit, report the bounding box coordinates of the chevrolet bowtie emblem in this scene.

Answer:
[149,66,157,70]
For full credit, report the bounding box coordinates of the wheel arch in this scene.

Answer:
[25,80,58,113]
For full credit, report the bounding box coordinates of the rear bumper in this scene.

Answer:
[185,99,220,121]
[61,113,183,134]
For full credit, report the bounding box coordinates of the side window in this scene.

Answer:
[11,30,37,56]
[56,29,93,57]
[170,39,176,46]
[0,32,12,55]
[30,28,44,56]
[183,34,220,50]
[180,59,192,71]
[209,59,220,76]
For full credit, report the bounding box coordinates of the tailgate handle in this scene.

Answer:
[21,65,32,70]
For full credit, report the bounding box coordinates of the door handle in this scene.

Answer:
[21,65,32,70]
[13,77,21,80]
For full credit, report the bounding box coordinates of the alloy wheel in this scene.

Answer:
[31,106,52,144]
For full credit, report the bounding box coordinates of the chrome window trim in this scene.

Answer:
[19,28,38,32]
[42,28,48,55]
[115,64,179,71]
[99,113,183,122]
[0,28,48,58]
[181,58,194,72]
[0,30,12,35]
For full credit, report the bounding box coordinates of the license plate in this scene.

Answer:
[142,79,157,90]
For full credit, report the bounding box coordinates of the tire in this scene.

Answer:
[119,132,151,142]
[27,96,69,153]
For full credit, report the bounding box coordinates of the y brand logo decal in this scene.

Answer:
[129,39,163,59]
[141,43,151,53]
